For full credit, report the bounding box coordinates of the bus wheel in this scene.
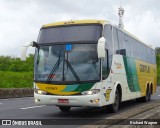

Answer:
[59,106,71,112]
[142,87,149,102]
[148,87,151,101]
[108,89,120,113]
[136,87,151,102]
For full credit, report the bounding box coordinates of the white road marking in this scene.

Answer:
[11,98,22,100]
[0,103,2,104]
[22,97,34,99]
[158,95,160,97]
[20,105,46,110]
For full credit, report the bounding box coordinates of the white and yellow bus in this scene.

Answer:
[21,20,157,112]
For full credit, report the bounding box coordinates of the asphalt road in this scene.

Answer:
[0,86,159,128]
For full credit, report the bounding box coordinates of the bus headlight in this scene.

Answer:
[35,89,47,95]
[81,89,100,95]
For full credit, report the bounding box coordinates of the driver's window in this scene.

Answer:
[102,50,108,80]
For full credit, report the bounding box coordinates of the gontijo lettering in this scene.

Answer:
[139,64,150,73]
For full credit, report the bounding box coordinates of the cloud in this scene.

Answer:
[124,4,160,48]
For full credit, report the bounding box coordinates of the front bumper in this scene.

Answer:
[34,92,102,107]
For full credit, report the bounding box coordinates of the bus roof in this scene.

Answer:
[42,19,109,28]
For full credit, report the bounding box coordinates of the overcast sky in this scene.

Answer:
[0,0,160,57]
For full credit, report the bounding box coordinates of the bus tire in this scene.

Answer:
[59,106,71,112]
[142,87,149,102]
[108,89,120,113]
[148,87,151,101]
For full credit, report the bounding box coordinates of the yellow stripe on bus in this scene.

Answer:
[36,83,78,95]
[42,20,108,28]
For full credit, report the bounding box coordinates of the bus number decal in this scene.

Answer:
[106,89,112,101]
[46,87,57,90]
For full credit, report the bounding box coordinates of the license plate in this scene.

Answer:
[58,99,69,103]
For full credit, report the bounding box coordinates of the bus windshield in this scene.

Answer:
[34,44,100,83]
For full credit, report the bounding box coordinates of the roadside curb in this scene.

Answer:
[0,88,33,99]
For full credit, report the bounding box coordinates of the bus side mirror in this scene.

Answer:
[21,41,37,61]
[97,37,105,58]
[116,49,126,56]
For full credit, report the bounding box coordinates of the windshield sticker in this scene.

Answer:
[66,44,72,51]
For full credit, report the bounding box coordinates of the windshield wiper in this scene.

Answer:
[65,60,80,82]
[47,53,61,81]
[36,46,41,65]
[36,48,40,65]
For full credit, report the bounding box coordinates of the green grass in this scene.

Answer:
[0,71,33,88]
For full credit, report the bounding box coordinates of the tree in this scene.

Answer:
[0,54,34,72]
[155,47,160,54]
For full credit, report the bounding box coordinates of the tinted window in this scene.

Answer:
[113,28,119,54]
[102,50,109,79]
[38,25,102,44]
[115,29,155,64]
[103,25,113,69]
[123,34,131,57]
[104,25,112,56]
[117,30,124,50]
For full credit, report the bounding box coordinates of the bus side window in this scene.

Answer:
[102,50,109,80]
[113,28,119,54]
[123,34,131,57]
[117,30,124,50]
[104,25,112,56]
